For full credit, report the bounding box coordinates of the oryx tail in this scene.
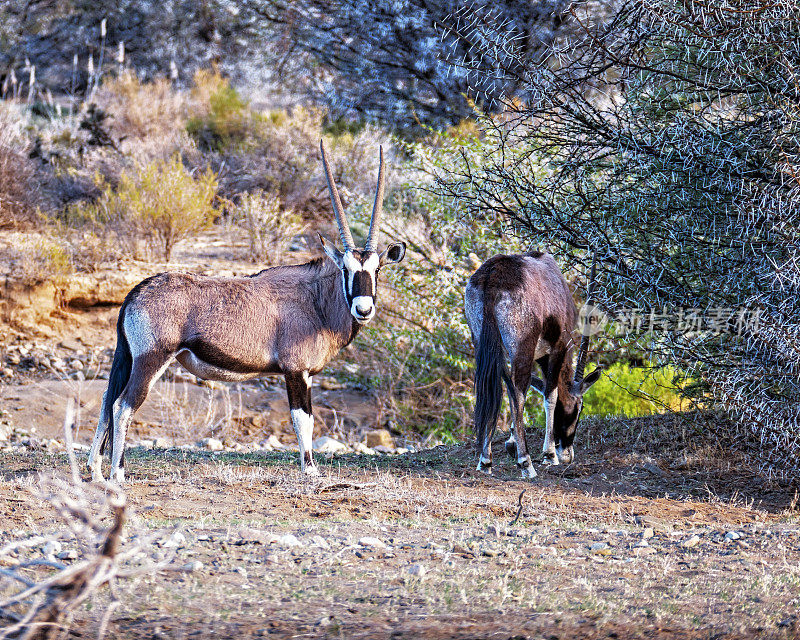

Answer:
[473,289,515,458]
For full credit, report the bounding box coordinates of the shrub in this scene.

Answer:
[8,235,74,283]
[95,71,187,153]
[582,364,687,419]
[186,68,255,151]
[0,104,42,228]
[234,190,306,265]
[70,156,219,261]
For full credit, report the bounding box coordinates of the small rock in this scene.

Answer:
[373,445,394,454]
[199,438,223,451]
[635,539,650,548]
[153,437,171,449]
[310,535,330,549]
[41,541,62,556]
[278,534,302,548]
[481,547,501,557]
[238,528,278,545]
[724,531,742,541]
[50,358,67,372]
[406,563,427,577]
[318,377,344,390]
[395,447,409,455]
[681,535,701,548]
[358,536,387,549]
[353,442,376,455]
[633,546,657,556]
[6,352,20,365]
[642,527,655,540]
[182,560,203,572]
[365,429,395,449]
[57,549,79,560]
[136,439,154,450]
[69,359,84,371]
[589,542,610,552]
[313,436,349,454]
[1,368,13,378]
[641,462,666,477]
[265,435,285,450]
[162,531,187,548]
[634,515,672,532]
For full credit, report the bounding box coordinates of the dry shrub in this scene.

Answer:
[0,104,42,229]
[217,106,388,229]
[6,235,75,284]
[94,71,192,162]
[235,190,306,264]
[69,156,219,262]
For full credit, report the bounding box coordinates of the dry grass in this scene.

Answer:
[0,104,43,229]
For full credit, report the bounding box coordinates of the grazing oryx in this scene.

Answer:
[87,141,406,482]
[465,251,602,479]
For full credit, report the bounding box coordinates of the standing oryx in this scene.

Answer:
[87,141,406,483]
[465,251,602,479]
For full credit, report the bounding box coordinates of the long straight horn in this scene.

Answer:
[320,139,355,251]
[574,249,599,383]
[364,145,385,252]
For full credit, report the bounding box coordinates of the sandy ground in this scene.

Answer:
[1,415,799,640]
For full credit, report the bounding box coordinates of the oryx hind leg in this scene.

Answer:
[510,343,536,480]
[87,389,110,481]
[109,352,172,483]
[286,371,319,476]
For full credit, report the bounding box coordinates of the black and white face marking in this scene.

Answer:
[343,250,380,324]
[320,236,406,325]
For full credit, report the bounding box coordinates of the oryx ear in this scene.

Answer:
[380,241,406,266]
[530,375,546,396]
[572,366,604,396]
[319,233,344,267]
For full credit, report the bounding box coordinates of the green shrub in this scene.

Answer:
[186,68,255,151]
[69,156,218,261]
[582,363,687,419]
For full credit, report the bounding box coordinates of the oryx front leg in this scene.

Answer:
[286,371,319,476]
[542,388,559,466]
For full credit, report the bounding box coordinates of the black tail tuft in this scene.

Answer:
[99,310,132,464]
[474,295,514,453]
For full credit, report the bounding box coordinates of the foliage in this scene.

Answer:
[69,156,218,261]
[8,235,74,283]
[582,364,687,419]
[248,0,580,131]
[432,0,800,471]
[96,71,187,150]
[234,190,306,265]
[0,104,42,228]
[187,69,256,152]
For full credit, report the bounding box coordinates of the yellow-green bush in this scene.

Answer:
[70,156,218,261]
[582,363,687,418]
[186,68,256,151]
[9,236,74,283]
